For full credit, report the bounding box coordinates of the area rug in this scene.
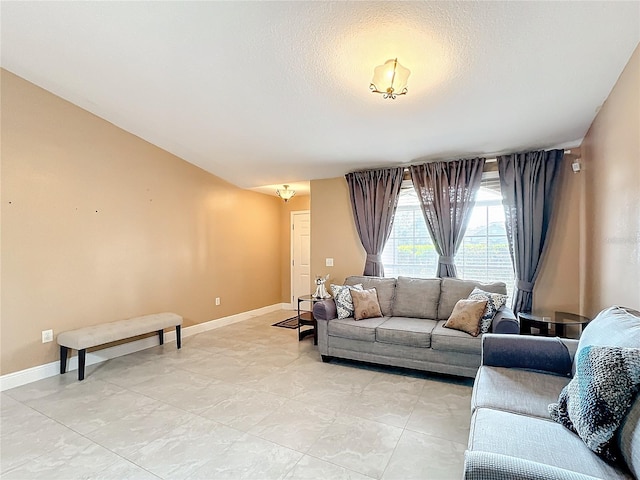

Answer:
[272,316,299,329]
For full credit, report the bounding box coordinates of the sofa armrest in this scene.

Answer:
[490,306,519,334]
[481,334,578,376]
[313,299,337,321]
[464,451,601,480]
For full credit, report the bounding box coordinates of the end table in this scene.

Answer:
[518,311,591,338]
[297,294,322,345]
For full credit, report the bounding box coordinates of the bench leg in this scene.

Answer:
[176,325,181,349]
[78,349,86,381]
[158,329,164,345]
[60,346,69,374]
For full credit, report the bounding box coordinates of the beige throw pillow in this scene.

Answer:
[444,299,488,337]
[350,288,383,321]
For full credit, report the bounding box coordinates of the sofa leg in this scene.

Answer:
[321,355,333,363]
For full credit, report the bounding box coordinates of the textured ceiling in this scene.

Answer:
[2,1,639,192]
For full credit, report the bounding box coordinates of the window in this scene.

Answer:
[382,176,515,295]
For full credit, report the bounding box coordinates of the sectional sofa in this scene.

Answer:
[466,305,640,479]
[312,275,518,378]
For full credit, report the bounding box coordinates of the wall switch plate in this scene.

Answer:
[325,258,334,267]
[215,297,221,306]
[42,329,53,343]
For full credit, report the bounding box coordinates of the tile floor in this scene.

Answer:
[1,309,473,479]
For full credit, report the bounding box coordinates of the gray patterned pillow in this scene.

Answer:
[331,283,363,319]
[468,287,508,334]
[548,345,640,461]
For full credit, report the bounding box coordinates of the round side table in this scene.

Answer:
[518,311,591,338]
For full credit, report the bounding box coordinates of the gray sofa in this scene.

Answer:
[313,275,518,379]
[466,305,640,479]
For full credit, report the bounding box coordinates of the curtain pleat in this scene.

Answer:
[409,158,485,278]
[497,149,564,314]
[345,167,404,276]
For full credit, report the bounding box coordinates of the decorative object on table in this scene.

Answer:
[312,274,331,299]
[276,184,296,202]
[370,58,411,99]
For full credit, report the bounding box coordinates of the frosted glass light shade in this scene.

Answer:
[370,58,411,99]
[276,185,296,202]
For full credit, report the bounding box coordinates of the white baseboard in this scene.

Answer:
[0,303,288,392]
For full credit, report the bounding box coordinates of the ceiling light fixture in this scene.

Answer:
[276,185,296,202]
[370,58,411,99]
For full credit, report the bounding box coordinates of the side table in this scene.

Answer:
[518,311,591,338]
[297,294,323,345]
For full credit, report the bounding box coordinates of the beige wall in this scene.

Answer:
[279,195,311,305]
[581,45,640,316]
[310,177,366,286]
[1,69,283,375]
[531,155,584,316]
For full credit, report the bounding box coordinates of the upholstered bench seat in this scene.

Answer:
[57,312,183,380]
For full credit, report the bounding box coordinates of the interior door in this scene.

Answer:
[291,211,311,306]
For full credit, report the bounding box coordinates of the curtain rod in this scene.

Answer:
[400,149,574,169]
[484,149,573,163]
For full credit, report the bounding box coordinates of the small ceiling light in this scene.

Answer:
[370,58,411,99]
[276,185,296,202]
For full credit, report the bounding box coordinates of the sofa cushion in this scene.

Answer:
[327,316,388,342]
[375,317,437,348]
[619,394,640,480]
[437,278,507,320]
[345,276,396,317]
[464,451,608,480]
[351,288,383,321]
[430,320,483,355]
[549,345,640,462]
[392,276,441,319]
[575,306,640,374]
[469,408,632,479]
[472,366,570,419]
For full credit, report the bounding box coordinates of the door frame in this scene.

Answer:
[290,210,311,309]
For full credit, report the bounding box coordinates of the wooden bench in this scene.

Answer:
[57,312,183,380]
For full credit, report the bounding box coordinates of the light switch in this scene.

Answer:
[325,258,334,267]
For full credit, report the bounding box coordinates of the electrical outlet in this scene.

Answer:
[215,297,221,306]
[42,329,53,343]
[325,258,334,267]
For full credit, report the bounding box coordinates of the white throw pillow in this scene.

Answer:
[331,284,364,319]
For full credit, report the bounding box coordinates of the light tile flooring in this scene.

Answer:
[1,310,473,480]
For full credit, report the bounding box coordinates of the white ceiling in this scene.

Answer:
[2,2,639,194]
